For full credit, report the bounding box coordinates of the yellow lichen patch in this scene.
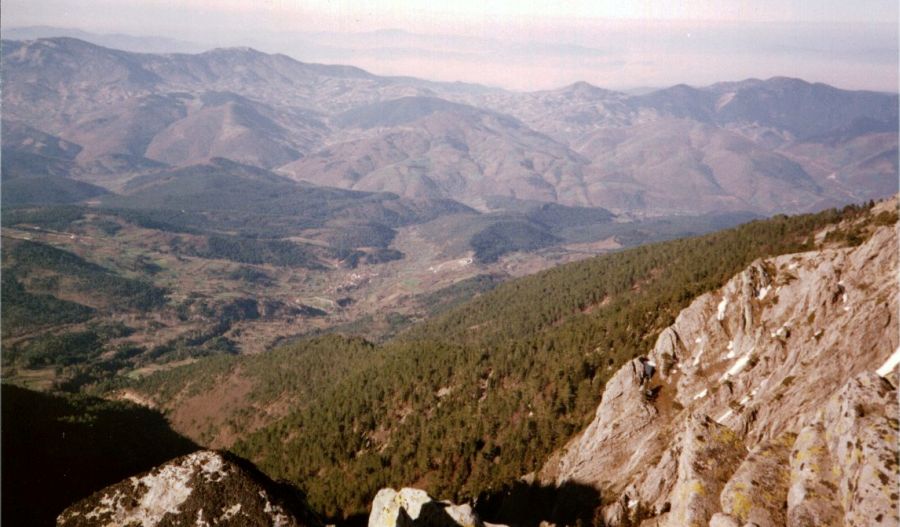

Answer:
[795,427,818,445]
[688,479,707,497]
[778,467,792,487]
[731,490,752,521]
[713,426,743,448]
[675,477,708,516]
[778,431,798,448]
[794,444,825,464]
[831,464,843,479]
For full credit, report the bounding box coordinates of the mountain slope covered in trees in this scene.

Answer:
[128,202,886,518]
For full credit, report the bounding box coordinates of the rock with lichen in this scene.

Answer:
[368,487,491,527]
[544,213,899,526]
[664,415,745,527]
[821,372,900,526]
[720,432,795,527]
[56,450,318,527]
[784,372,899,527]
[787,423,843,526]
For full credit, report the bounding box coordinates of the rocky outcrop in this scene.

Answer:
[818,372,899,526]
[719,431,795,526]
[368,488,493,527]
[57,450,318,527]
[544,212,899,526]
[667,416,746,527]
[787,423,843,526]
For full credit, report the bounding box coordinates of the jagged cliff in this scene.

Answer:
[541,204,899,526]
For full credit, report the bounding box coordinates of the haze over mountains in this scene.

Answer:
[2,36,897,217]
[2,29,899,527]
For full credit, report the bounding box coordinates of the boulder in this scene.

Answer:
[57,450,316,527]
[368,488,487,527]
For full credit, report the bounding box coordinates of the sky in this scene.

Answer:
[2,0,898,91]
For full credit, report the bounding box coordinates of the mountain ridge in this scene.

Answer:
[3,36,896,215]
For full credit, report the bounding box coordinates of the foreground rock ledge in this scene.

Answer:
[57,450,316,527]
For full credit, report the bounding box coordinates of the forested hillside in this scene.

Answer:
[131,202,884,518]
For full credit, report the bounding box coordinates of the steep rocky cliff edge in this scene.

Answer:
[541,201,899,526]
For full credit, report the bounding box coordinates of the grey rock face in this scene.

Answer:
[819,373,899,526]
[787,424,844,526]
[664,415,746,527]
[545,216,899,526]
[720,432,795,527]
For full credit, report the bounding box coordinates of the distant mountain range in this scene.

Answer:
[2,26,207,53]
[2,34,898,527]
[2,36,897,215]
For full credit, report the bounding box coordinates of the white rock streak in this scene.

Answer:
[720,352,753,382]
[725,340,736,359]
[876,346,900,378]
[716,297,728,321]
[715,409,733,424]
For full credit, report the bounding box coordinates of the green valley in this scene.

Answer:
[125,202,879,518]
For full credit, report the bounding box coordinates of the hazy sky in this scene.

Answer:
[3,0,898,91]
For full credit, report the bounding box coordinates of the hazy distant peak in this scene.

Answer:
[634,83,711,104]
[1,36,158,63]
[200,46,265,57]
[704,78,766,92]
[2,35,896,215]
[7,36,103,51]
[2,26,205,53]
[723,76,866,94]
[2,36,167,64]
[333,96,489,129]
[561,81,617,96]
[567,80,600,89]
[665,83,703,93]
[762,75,813,87]
[2,36,163,88]
[202,45,375,79]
